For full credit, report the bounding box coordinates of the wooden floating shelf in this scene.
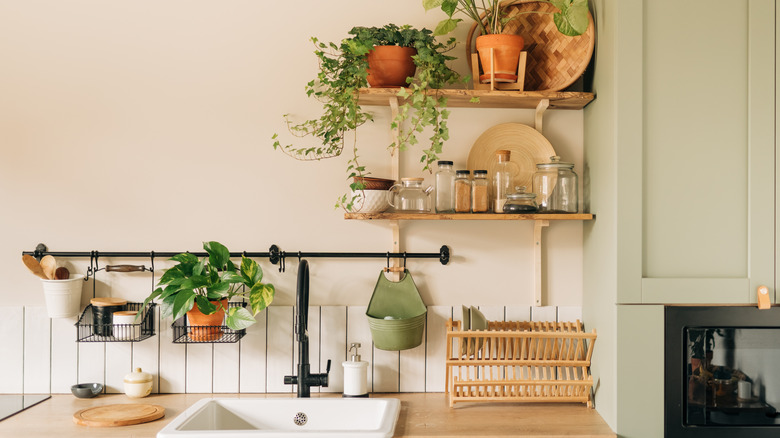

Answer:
[345,213,594,221]
[357,88,595,110]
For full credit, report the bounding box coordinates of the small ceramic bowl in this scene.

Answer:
[352,189,390,213]
[71,383,103,398]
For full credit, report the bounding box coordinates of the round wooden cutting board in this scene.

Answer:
[73,403,165,427]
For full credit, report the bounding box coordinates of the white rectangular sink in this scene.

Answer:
[157,397,401,438]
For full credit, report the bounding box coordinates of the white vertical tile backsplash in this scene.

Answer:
[50,316,78,393]
[5,304,581,394]
[532,306,558,321]
[105,342,132,393]
[213,342,240,393]
[399,324,426,393]
[424,306,451,392]
[23,306,50,394]
[505,306,532,322]
[266,306,294,393]
[158,314,186,393]
[239,309,267,393]
[373,348,400,393]
[78,342,105,388]
[557,306,583,323]
[132,306,160,394]
[0,307,24,393]
[319,306,346,393]
[185,344,213,393]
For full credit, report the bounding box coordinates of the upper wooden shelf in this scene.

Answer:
[357,88,595,110]
[345,212,594,221]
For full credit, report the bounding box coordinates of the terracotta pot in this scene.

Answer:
[366,46,417,88]
[186,298,227,341]
[475,34,525,84]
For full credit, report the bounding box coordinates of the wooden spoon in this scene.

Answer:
[22,255,48,279]
[40,255,57,280]
[54,267,70,280]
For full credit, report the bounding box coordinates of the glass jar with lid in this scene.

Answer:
[532,156,578,213]
[387,177,433,212]
[471,170,489,213]
[454,170,471,213]
[503,186,538,213]
[435,160,455,213]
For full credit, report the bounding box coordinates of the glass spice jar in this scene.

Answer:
[454,170,471,213]
[533,156,579,213]
[471,170,489,213]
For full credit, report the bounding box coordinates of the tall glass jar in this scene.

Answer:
[532,156,579,213]
[454,170,471,213]
[471,170,489,213]
[435,160,455,213]
[493,150,512,213]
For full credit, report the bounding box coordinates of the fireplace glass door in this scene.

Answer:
[685,327,780,426]
[666,306,780,438]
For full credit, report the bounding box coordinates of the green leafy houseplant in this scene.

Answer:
[138,241,275,330]
[423,0,589,37]
[272,24,461,211]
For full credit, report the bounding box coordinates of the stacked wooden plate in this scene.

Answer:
[467,123,556,192]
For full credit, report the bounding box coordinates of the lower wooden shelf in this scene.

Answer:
[344,212,594,221]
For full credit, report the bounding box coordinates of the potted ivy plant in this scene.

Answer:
[423,0,589,84]
[138,241,275,340]
[272,24,461,211]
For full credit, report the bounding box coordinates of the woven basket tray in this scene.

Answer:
[467,0,595,91]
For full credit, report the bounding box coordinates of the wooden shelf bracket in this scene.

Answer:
[534,98,549,133]
[534,219,550,306]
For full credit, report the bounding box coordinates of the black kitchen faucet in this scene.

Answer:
[284,259,331,397]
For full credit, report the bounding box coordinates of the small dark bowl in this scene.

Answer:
[71,383,103,398]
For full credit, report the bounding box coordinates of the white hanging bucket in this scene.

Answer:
[41,274,84,318]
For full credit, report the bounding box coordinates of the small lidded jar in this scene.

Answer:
[471,170,489,213]
[503,187,538,213]
[454,170,471,213]
[533,156,579,213]
[124,367,153,398]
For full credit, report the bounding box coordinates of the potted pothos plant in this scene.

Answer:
[423,0,589,84]
[272,24,461,211]
[138,241,275,336]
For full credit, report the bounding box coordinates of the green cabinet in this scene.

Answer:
[615,0,776,304]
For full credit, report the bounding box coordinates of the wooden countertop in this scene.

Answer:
[0,393,615,437]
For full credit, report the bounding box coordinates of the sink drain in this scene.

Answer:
[293,412,308,426]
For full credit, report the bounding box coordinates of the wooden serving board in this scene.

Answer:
[73,404,165,427]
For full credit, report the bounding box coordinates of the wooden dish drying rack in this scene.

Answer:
[445,318,596,407]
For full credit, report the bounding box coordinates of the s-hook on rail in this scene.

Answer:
[22,243,451,273]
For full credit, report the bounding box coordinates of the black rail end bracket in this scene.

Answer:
[440,245,450,265]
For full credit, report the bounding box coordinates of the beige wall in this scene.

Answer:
[0,1,585,310]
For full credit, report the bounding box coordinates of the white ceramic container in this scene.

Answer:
[124,367,153,398]
[41,274,84,318]
[113,310,140,340]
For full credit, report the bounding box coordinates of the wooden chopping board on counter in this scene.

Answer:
[73,403,165,427]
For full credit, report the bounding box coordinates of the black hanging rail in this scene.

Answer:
[23,243,450,272]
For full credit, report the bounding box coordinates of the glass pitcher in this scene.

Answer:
[387,178,433,212]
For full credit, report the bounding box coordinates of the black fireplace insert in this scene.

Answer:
[665,306,780,437]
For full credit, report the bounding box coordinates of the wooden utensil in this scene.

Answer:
[40,255,57,280]
[22,255,48,279]
[73,404,165,427]
[54,267,70,280]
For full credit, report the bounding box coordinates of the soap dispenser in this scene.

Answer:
[342,343,369,397]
